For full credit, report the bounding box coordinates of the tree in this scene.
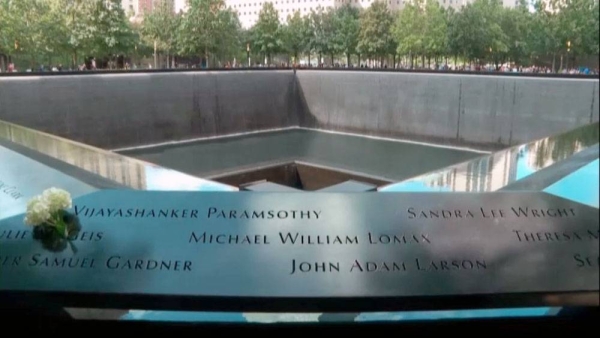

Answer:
[142,0,180,68]
[530,0,576,71]
[0,0,16,70]
[88,0,136,58]
[302,15,315,65]
[445,6,462,66]
[1,0,58,69]
[53,0,96,68]
[559,0,600,66]
[213,9,241,64]
[357,1,393,66]
[451,0,507,66]
[253,2,281,64]
[423,1,448,67]
[499,2,531,67]
[309,6,335,64]
[332,4,360,66]
[281,10,310,64]
[393,0,425,68]
[178,0,239,67]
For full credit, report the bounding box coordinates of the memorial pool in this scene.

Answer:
[119,129,484,189]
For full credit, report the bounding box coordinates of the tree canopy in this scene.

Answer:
[357,1,394,61]
[0,0,598,71]
[252,2,281,64]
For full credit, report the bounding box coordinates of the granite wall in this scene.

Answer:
[0,71,300,149]
[1,70,597,150]
[296,71,599,148]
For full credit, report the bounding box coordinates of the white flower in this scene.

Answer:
[42,187,72,212]
[23,188,72,226]
[24,196,51,226]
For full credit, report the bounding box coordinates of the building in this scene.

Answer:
[174,0,189,12]
[139,0,156,14]
[134,0,519,29]
[121,0,140,17]
[227,0,518,29]
[121,0,174,19]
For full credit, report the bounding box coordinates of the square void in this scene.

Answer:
[120,129,481,190]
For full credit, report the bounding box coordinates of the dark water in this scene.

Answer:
[120,129,483,182]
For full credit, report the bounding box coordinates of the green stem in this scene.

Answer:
[49,211,67,238]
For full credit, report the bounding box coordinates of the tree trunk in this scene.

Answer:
[72,51,78,69]
[154,40,158,69]
[421,55,425,68]
[331,53,334,66]
[308,52,311,67]
[551,53,556,73]
[166,53,169,69]
[347,53,350,67]
[393,54,396,69]
[427,56,431,68]
[559,54,563,71]
[358,54,361,66]
[205,48,209,68]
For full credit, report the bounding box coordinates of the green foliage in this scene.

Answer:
[357,1,394,59]
[0,0,55,63]
[498,3,530,65]
[281,10,311,61]
[393,0,426,57]
[88,0,136,56]
[177,0,240,65]
[1,0,598,70]
[252,2,281,63]
[331,4,360,64]
[142,0,180,54]
[423,1,448,58]
[309,6,335,61]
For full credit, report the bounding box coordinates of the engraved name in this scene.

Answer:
[0,180,23,200]
[106,256,192,271]
[513,229,599,242]
[289,258,488,274]
[74,205,322,220]
[0,230,104,242]
[573,254,599,268]
[510,207,576,218]
[368,232,431,244]
[74,205,200,219]
[407,206,577,219]
[3,254,193,272]
[0,253,192,272]
[189,232,270,244]
[207,208,321,220]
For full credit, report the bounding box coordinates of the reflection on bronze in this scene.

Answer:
[0,119,235,191]
[382,122,600,192]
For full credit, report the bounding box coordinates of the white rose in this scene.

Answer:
[42,187,72,212]
[24,196,51,226]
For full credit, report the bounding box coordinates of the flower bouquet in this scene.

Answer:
[24,188,80,252]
